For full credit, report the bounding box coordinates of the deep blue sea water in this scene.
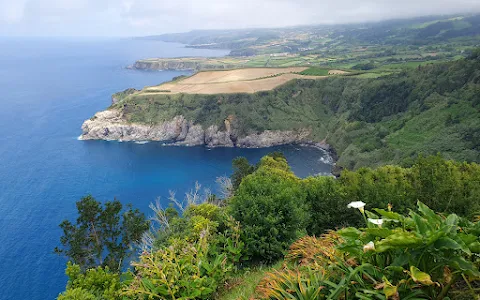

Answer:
[0,38,331,300]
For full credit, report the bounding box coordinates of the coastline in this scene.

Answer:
[83,46,340,172]
[79,113,337,173]
[79,135,336,173]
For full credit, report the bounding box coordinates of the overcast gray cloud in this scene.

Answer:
[0,0,480,36]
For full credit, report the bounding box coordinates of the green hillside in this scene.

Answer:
[113,51,480,170]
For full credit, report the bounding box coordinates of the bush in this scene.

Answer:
[229,156,308,263]
[124,198,244,299]
[57,262,121,300]
[410,155,480,217]
[303,176,361,235]
[124,234,234,300]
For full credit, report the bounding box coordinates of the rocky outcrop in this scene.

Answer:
[80,109,313,148]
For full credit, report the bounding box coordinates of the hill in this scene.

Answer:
[81,53,480,170]
[144,14,480,54]
[133,14,480,72]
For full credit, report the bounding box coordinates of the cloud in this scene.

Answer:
[0,0,479,36]
[0,1,27,24]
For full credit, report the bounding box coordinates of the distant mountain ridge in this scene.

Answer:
[139,14,480,56]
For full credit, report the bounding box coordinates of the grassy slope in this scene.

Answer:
[112,56,480,169]
[215,262,282,300]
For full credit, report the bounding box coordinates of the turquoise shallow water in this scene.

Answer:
[0,38,331,299]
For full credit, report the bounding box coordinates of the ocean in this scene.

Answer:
[0,38,331,299]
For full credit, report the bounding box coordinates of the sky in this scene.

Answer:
[1,0,480,37]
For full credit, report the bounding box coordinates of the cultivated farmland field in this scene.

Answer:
[140,67,325,94]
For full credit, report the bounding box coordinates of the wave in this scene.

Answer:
[319,156,334,165]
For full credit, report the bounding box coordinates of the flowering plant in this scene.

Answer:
[337,201,480,299]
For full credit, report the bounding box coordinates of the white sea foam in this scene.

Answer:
[319,156,334,165]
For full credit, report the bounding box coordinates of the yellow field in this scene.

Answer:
[141,67,324,95]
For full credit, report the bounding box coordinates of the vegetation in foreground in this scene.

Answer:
[56,155,480,299]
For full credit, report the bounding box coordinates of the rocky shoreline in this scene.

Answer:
[80,109,317,148]
[80,109,338,173]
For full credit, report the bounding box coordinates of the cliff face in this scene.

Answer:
[80,109,312,148]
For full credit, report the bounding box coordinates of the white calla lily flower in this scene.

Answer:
[368,218,384,226]
[363,241,375,252]
[347,201,366,212]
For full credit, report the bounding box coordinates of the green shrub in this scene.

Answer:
[410,155,480,216]
[124,198,244,300]
[303,176,361,235]
[123,225,242,300]
[229,156,308,263]
[124,236,226,299]
[57,262,121,300]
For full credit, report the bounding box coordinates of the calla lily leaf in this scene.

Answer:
[382,277,398,298]
[410,266,434,286]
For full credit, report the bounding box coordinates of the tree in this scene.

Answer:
[231,157,256,191]
[229,156,307,263]
[55,195,149,272]
[231,152,286,192]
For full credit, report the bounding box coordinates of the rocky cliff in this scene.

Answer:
[80,109,313,148]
